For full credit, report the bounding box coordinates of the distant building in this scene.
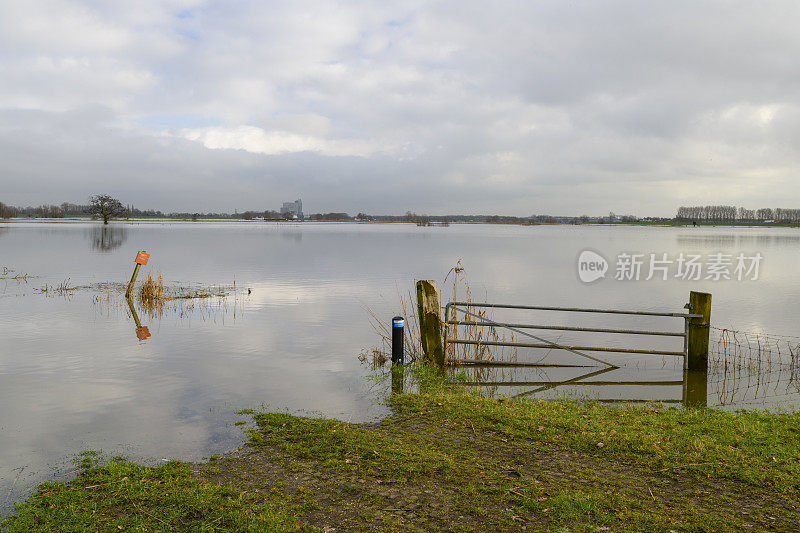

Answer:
[280,199,303,219]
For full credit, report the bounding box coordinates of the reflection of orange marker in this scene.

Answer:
[126,295,151,341]
[135,251,150,265]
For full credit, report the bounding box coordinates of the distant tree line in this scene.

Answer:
[401,211,540,224]
[1,203,70,218]
[241,210,283,220]
[239,211,356,221]
[0,202,19,219]
[2,197,648,224]
[676,205,800,222]
[308,212,352,221]
[0,199,267,221]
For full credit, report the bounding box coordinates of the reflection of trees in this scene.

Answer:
[89,225,128,252]
[280,231,302,242]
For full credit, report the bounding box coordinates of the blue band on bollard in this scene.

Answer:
[392,318,405,327]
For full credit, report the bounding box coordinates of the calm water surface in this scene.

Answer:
[1,221,799,508]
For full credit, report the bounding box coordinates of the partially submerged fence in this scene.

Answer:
[395,281,799,408]
[401,281,713,406]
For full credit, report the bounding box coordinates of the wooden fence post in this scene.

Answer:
[682,370,708,408]
[687,291,712,371]
[416,280,444,367]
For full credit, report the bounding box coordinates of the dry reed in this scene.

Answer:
[443,260,518,365]
[363,260,517,368]
[137,272,164,308]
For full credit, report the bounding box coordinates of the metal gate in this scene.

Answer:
[443,301,704,370]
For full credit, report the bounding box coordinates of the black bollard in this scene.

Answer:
[392,316,405,365]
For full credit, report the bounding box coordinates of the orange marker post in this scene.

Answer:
[125,250,149,298]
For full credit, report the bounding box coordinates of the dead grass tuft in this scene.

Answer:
[137,272,165,312]
[363,261,517,367]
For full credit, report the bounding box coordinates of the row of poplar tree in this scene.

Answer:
[675,205,800,222]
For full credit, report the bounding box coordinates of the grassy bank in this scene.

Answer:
[3,373,799,532]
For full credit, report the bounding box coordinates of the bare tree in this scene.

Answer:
[677,205,800,223]
[756,207,773,220]
[0,202,17,219]
[86,195,127,225]
[37,205,64,218]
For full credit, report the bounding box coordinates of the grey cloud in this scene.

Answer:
[2,0,800,216]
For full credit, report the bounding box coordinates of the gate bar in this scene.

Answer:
[447,320,686,337]
[449,301,702,319]
[452,359,595,367]
[450,305,619,368]
[457,380,685,387]
[449,339,685,356]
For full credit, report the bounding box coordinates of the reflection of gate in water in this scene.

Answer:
[452,365,709,407]
[442,298,711,406]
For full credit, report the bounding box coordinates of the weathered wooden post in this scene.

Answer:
[416,280,444,367]
[686,291,712,371]
[682,370,708,408]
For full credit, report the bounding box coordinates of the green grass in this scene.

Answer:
[4,369,799,531]
[1,460,302,532]
[393,384,800,493]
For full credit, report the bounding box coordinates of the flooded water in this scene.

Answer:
[1,221,799,508]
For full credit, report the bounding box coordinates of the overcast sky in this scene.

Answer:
[1,1,799,216]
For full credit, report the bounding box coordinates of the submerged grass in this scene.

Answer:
[0,267,32,281]
[80,273,239,321]
[132,272,237,320]
[33,278,77,295]
[4,368,799,531]
[137,272,231,308]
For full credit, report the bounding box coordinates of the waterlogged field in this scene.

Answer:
[1,221,799,510]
